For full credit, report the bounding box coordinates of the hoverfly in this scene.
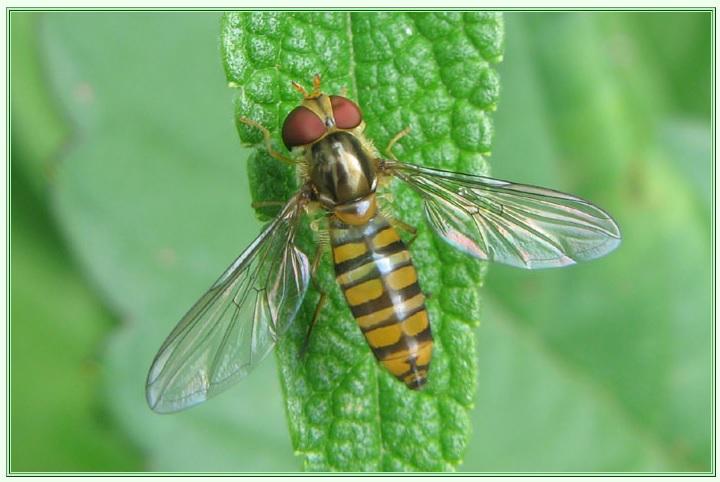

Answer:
[146,75,621,413]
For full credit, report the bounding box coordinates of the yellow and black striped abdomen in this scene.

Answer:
[330,214,432,389]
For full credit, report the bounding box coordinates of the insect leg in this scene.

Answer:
[299,291,327,359]
[377,197,419,247]
[384,126,412,160]
[251,200,287,209]
[393,217,418,247]
[299,244,327,359]
[237,116,296,165]
[309,243,325,287]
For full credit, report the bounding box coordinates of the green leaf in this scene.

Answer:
[39,12,298,471]
[10,163,143,471]
[462,13,711,472]
[10,12,68,194]
[10,14,141,471]
[221,12,503,471]
[36,10,708,474]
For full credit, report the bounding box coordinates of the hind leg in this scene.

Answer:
[299,244,328,359]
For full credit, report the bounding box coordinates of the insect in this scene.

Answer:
[146,75,621,413]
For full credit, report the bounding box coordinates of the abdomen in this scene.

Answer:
[329,213,432,389]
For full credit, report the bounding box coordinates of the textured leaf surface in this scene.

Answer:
[221,12,503,471]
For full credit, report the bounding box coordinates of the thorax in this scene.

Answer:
[309,131,378,209]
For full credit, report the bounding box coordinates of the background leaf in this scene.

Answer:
[10,159,142,472]
[36,12,296,471]
[221,11,502,471]
[10,13,141,472]
[10,13,68,195]
[9,10,711,473]
[464,13,711,472]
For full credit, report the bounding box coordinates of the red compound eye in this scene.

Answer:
[331,95,362,129]
[281,106,326,149]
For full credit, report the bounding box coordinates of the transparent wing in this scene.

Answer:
[384,160,621,269]
[146,195,310,413]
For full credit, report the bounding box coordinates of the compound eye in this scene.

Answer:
[331,95,362,129]
[282,106,326,149]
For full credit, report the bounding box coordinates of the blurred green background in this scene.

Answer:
[9,11,712,473]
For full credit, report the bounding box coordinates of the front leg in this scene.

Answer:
[384,126,412,160]
[238,116,296,165]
